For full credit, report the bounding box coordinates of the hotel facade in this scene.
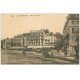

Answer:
[2,29,54,49]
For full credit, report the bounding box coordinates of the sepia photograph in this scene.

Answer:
[1,13,79,64]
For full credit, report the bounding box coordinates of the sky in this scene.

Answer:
[1,13,68,39]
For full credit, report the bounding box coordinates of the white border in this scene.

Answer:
[0,0,80,80]
[0,0,80,13]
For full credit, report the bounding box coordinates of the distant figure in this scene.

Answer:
[49,50,53,58]
[50,52,53,58]
[74,35,79,61]
[23,46,27,55]
[63,45,67,57]
[74,43,79,60]
[42,51,50,58]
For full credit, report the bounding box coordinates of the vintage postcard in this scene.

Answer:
[1,13,79,64]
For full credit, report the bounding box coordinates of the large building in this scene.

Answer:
[12,34,23,47]
[23,29,54,47]
[44,32,54,46]
[29,29,45,46]
[63,14,79,54]
[1,38,13,49]
[2,29,54,49]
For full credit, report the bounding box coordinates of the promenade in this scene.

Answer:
[1,49,79,64]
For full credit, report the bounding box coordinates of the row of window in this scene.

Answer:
[30,32,44,35]
[71,20,79,25]
[72,28,79,33]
